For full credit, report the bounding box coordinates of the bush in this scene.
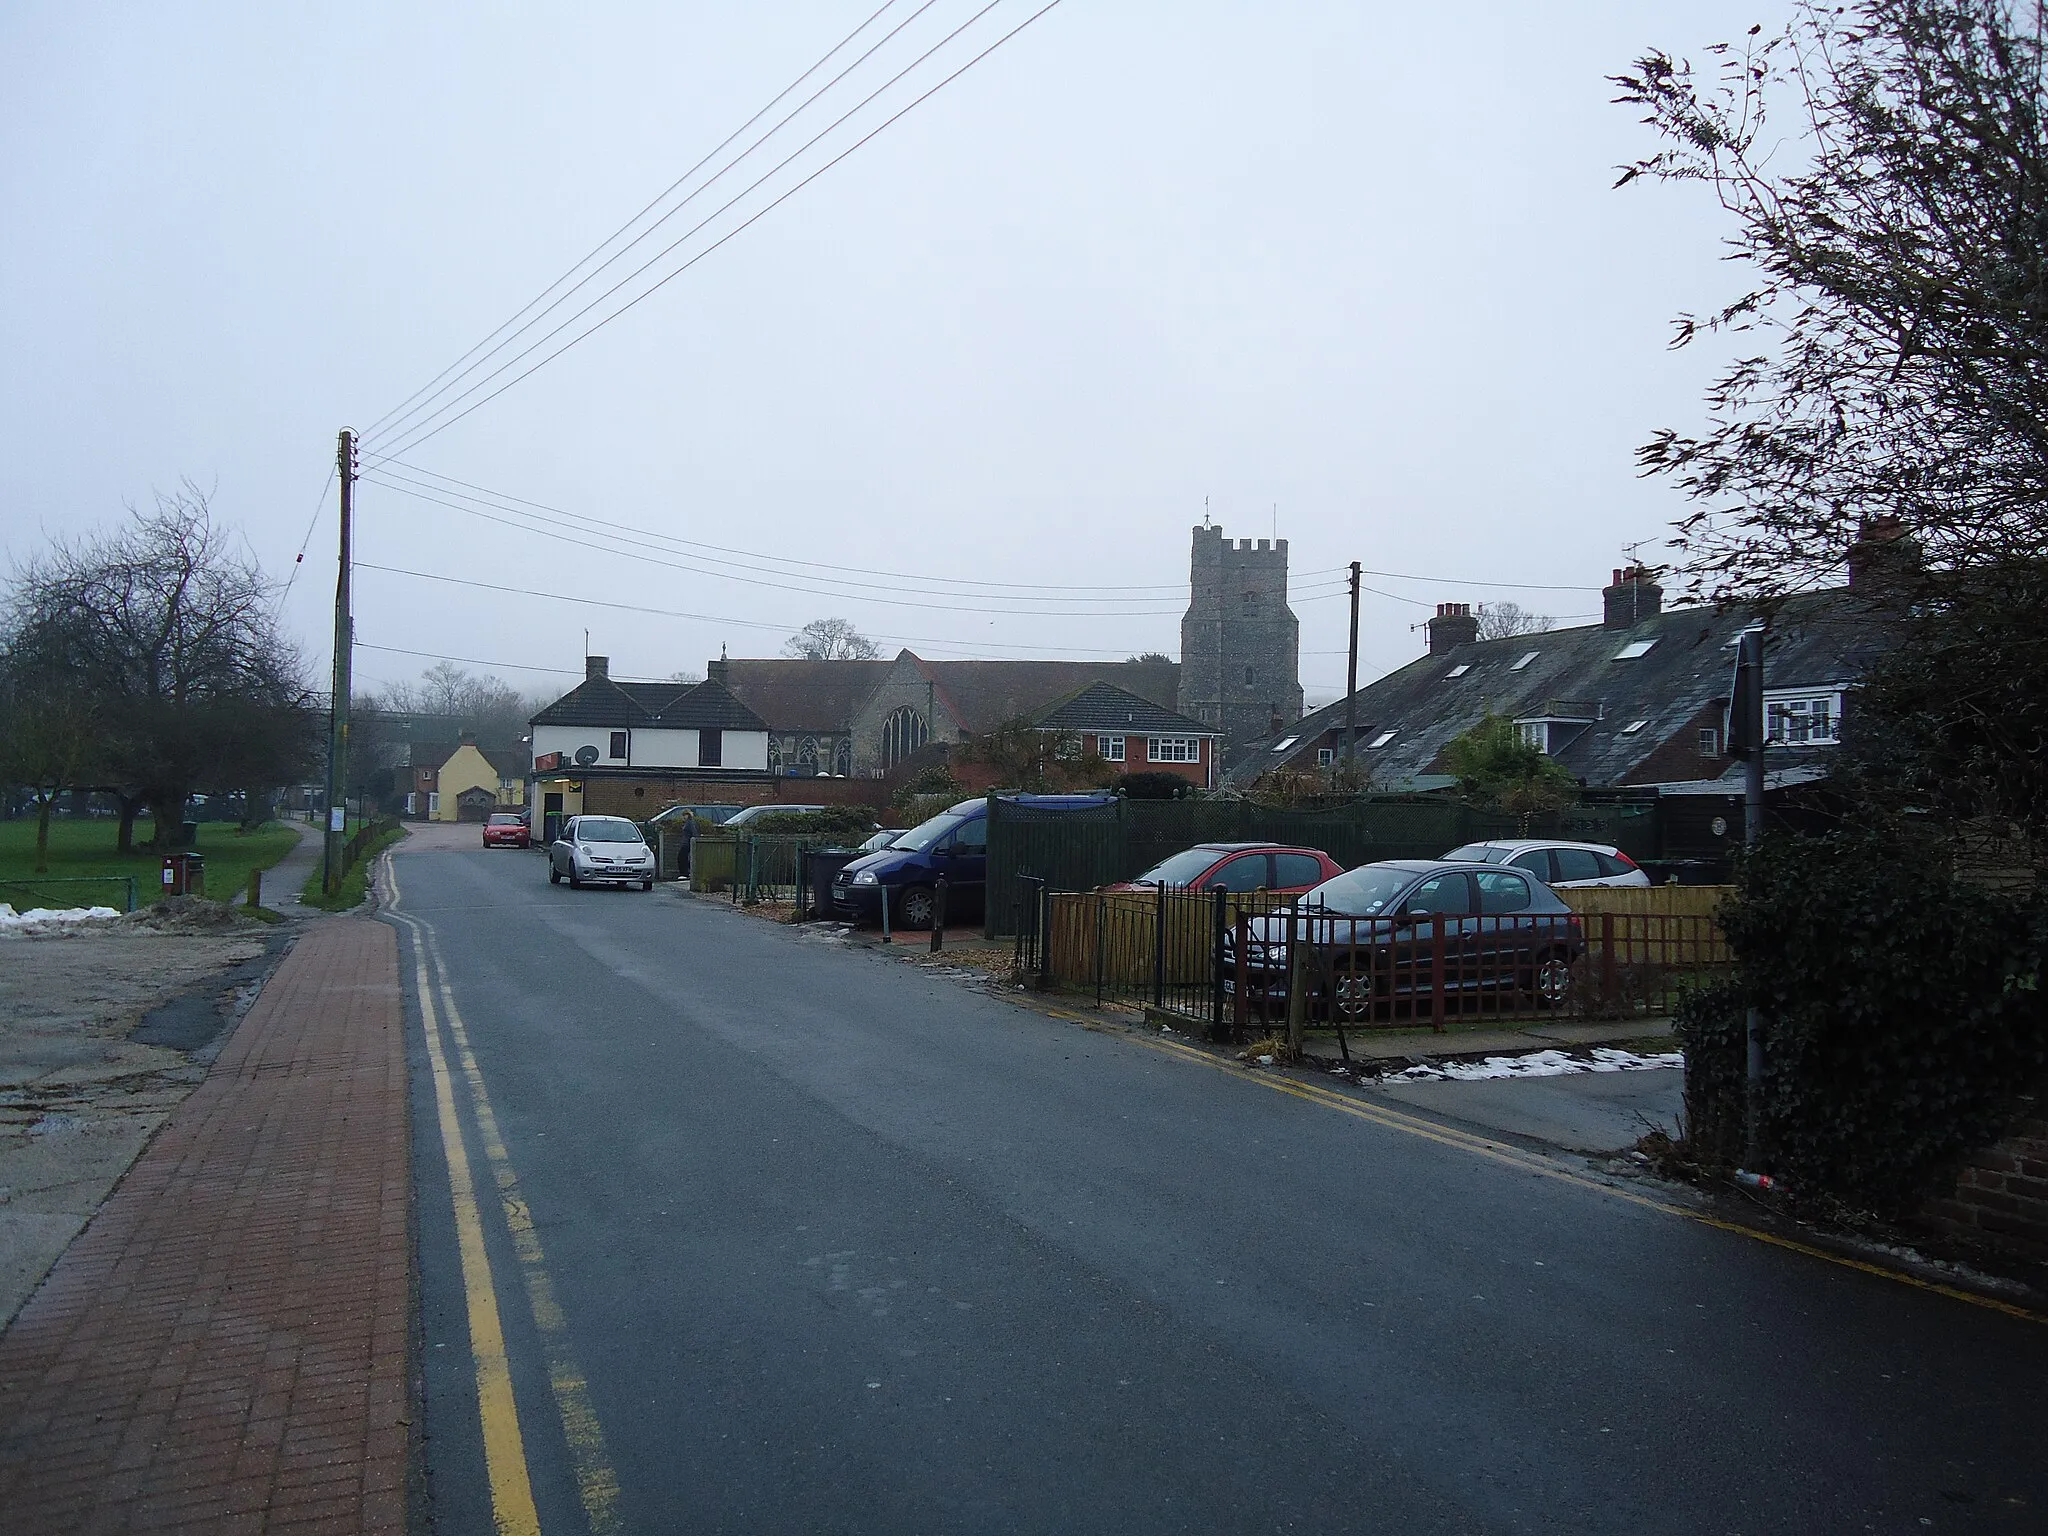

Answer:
[733,807,878,842]
[1679,826,2048,1212]
[1117,771,1190,800]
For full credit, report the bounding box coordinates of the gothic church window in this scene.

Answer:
[880,706,930,768]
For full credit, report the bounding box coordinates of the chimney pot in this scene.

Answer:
[1602,568,1663,630]
[1426,602,1480,654]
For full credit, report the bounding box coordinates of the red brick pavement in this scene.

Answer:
[0,917,411,1533]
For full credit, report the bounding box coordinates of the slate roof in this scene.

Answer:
[921,658,1181,733]
[530,676,769,733]
[1033,680,1214,737]
[715,660,895,731]
[1227,588,1890,790]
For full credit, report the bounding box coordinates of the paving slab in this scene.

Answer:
[0,916,411,1533]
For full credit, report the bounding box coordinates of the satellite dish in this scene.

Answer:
[573,745,601,767]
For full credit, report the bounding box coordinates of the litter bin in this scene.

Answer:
[799,849,858,921]
[159,852,206,897]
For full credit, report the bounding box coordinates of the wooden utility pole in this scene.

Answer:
[1343,561,1361,773]
[321,429,357,894]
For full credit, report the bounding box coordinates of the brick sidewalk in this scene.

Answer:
[0,917,411,1533]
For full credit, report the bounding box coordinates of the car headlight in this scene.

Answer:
[853,870,878,886]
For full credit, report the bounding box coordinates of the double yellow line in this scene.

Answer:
[1059,1012,2047,1327]
[382,859,624,1534]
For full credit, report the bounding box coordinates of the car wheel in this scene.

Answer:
[1534,949,1574,1007]
[641,878,654,891]
[898,885,936,929]
[569,872,583,889]
[549,865,561,884]
[1330,960,1374,1022]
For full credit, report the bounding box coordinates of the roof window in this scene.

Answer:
[1271,735,1298,752]
[1368,729,1398,749]
[1613,639,1657,660]
[1620,719,1648,734]
[1511,651,1539,671]
[1446,664,1470,678]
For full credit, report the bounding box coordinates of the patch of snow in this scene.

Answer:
[1386,1046,1683,1083]
[0,903,123,931]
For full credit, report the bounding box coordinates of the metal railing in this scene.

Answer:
[0,875,139,914]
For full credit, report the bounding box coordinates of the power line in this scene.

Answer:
[357,642,585,678]
[362,0,930,444]
[362,0,1067,464]
[276,462,336,609]
[355,561,1183,657]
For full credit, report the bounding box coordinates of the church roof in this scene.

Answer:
[714,660,894,731]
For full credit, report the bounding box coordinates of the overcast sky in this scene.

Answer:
[1,2,1782,707]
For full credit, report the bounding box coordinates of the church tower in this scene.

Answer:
[1176,525,1303,761]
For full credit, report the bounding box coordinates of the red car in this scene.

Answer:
[482,812,531,848]
[1104,842,1344,896]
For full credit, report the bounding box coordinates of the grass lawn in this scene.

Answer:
[300,824,407,912]
[0,818,305,911]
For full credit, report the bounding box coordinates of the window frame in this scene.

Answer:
[697,728,723,767]
[608,730,628,760]
[1764,689,1844,746]
[1099,734,1126,763]
[1147,736,1201,764]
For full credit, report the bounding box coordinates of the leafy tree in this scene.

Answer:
[955,719,1117,793]
[1438,712,1577,814]
[783,618,881,661]
[1125,651,1174,665]
[1475,602,1554,641]
[5,486,313,850]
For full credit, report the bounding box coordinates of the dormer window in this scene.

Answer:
[1613,639,1657,660]
[1511,651,1539,671]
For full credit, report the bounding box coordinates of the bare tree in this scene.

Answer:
[1474,602,1555,641]
[374,662,538,744]
[6,486,313,851]
[784,617,882,661]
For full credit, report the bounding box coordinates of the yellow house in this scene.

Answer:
[429,737,525,823]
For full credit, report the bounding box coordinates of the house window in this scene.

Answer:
[1517,722,1548,753]
[1317,747,1335,767]
[427,791,441,815]
[1149,737,1200,764]
[698,729,723,767]
[1511,651,1540,671]
[1368,729,1397,749]
[1766,691,1842,746]
[608,731,628,760]
[1100,735,1126,762]
[1698,727,1720,755]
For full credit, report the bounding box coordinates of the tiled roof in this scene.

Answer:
[1033,681,1214,736]
[922,659,1181,733]
[1228,588,1889,790]
[530,677,768,732]
[715,660,893,731]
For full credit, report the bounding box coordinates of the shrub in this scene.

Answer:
[1117,771,1189,800]
[734,807,879,842]
[1679,825,2048,1212]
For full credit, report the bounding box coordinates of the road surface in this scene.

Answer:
[381,827,2046,1534]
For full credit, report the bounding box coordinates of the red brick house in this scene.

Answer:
[1033,681,1220,791]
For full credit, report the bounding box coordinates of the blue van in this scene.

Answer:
[829,792,1114,928]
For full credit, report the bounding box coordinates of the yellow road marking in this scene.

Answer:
[1053,1010,2047,1327]
[384,856,624,1534]
[387,862,542,1536]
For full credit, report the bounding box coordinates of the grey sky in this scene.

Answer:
[1,2,1775,706]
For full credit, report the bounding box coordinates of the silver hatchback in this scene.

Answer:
[548,815,657,891]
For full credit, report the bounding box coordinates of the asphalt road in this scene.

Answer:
[384,832,2048,1535]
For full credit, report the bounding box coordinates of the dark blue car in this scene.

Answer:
[830,793,1115,928]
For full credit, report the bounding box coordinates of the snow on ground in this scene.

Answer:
[0,904,124,931]
[1384,1046,1684,1083]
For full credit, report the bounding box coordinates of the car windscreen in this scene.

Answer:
[576,819,643,843]
[859,831,902,853]
[487,814,523,826]
[1444,843,1509,863]
[1300,865,1415,916]
[893,811,969,852]
[1134,848,1226,886]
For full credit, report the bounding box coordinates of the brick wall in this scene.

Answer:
[1916,1093,2048,1262]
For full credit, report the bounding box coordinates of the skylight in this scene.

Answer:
[1271,735,1298,752]
[1446,664,1470,678]
[1614,639,1657,660]
[1511,651,1539,671]
[1368,730,1398,749]
[1621,719,1648,734]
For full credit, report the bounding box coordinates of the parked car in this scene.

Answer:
[720,803,828,831]
[482,812,530,849]
[1224,859,1584,1022]
[855,829,907,856]
[548,815,657,890]
[831,793,1116,929]
[1440,839,1649,889]
[1104,843,1343,896]
[645,803,741,833]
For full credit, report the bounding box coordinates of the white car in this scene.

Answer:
[1441,839,1651,889]
[549,815,657,891]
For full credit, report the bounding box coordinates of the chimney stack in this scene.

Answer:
[1426,602,1479,655]
[1602,568,1663,630]
[585,655,609,681]
[706,658,729,686]
[1846,515,1918,589]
